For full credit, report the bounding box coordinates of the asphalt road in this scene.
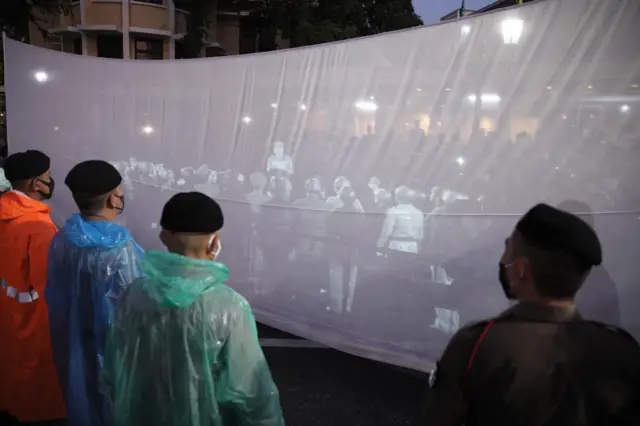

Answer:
[258,324,428,426]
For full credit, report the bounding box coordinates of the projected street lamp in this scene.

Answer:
[299,104,308,111]
[270,103,278,108]
[242,115,252,124]
[34,71,49,83]
[354,100,378,112]
[620,104,630,113]
[461,25,471,36]
[142,125,154,135]
[501,18,523,45]
[456,156,466,166]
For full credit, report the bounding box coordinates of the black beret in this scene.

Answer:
[65,160,122,195]
[160,192,224,234]
[516,203,602,267]
[3,150,50,183]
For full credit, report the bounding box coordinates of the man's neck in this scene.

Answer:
[13,189,42,202]
[82,211,116,222]
[520,296,574,309]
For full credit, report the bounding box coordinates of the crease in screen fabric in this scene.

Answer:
[102,250,285,426]
[45,213,144,426]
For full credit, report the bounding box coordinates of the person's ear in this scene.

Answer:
[515,258,528,280]
[108,192,122,209]
[205,234,217,258]
[28,178,39,192]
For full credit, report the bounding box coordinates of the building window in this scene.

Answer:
[133,0,164,5]
[134,38,164,60]
[97,35,123,59]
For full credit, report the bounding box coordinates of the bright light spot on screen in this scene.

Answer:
[546,86,552,90]
[354,100,378,112]
[270,103,278,108]
[299,104,307,111]
[456,156,466,166]
[54,126,59,131]
[142,125,154,135]
[369,95,375,100]
[416,88,422,92]
[587,85,593,90]
[34,71,49,83]
[562,115,567,120]
[461,25,471,36]
[242,115,252,124]
[632,84,639,89]
[501,18,523,44]
[445,87,451,91]
[468,93,501,104]
[620,104,630,113]
[482,93,501,103]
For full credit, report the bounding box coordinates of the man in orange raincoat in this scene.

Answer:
[0,150,66,425]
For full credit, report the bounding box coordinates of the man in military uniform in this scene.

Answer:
[422,203,640,426]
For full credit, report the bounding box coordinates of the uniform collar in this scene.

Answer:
[499,301,581,322]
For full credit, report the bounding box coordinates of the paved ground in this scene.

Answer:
[258,324,428,426]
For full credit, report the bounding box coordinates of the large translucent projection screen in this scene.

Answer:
[4,0,640,371]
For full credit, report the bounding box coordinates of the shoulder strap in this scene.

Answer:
[465,320,496,375]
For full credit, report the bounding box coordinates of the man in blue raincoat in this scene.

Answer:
[46,160,144,426]
[103,191,284,426]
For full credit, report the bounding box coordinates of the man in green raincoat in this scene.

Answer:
[103,191,285,426]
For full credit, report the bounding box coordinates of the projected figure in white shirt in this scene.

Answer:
[327,188,363,314]
[245,172,272,293]
[376,186,424,255]
[266,141,293,201]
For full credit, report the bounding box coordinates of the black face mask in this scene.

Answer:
[36,177,55,200]
[499,263,517,300]
[114,194,125,214]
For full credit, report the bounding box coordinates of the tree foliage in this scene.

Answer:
[253,0,423,50]
[173,0,220,59]
[1,0,71,41]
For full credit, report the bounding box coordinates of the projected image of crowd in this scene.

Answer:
[106,104,636,347]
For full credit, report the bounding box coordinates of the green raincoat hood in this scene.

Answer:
[140,250,229,308]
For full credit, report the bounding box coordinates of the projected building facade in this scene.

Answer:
[26,0,262,59]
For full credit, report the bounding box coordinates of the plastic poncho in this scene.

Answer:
[103,250,285,426]
[0,168,11,192]
[45,214,144,426]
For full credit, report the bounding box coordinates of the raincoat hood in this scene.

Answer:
[141,250,230,308]
[61,213,134,250]
[0,191,51,221]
